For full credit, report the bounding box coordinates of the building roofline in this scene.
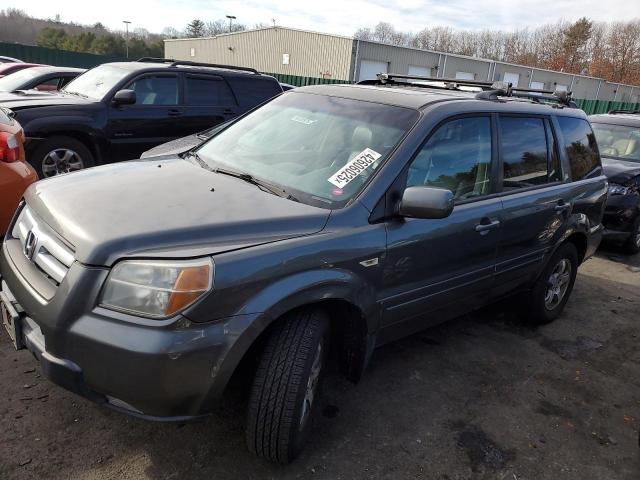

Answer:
[163,25,353,43]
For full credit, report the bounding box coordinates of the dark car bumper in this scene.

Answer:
[0,246,260,421]
[602,194,639,241]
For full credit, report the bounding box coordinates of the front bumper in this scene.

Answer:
[0,247,261,421]
[602,194,639,240]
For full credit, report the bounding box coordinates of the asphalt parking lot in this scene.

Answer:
[1,248,638,480]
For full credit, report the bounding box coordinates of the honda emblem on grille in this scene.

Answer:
[23,231,38,260]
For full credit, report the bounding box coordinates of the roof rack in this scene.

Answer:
[136,57,259,74]
[361,73,575,107]
[608,109,640,115]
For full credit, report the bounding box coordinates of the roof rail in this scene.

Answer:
[136,57,260,74]
[361,73,575,107]
[136,57,175,63]
[608,109,640,115]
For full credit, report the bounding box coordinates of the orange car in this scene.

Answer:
[0,107,37,235]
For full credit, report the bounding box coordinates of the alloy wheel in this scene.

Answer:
[42,148,84,177]
[544,258,572,310]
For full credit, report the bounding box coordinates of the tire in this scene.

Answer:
[623,216,640,255]
[29,136,94,179]
[246,308,329,464]
[523,242,579,325]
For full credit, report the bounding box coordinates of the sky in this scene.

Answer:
[7,0,640,35]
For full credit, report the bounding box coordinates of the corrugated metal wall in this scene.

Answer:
[165,27,352,81]
[0,42,125,68]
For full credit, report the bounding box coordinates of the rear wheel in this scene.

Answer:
[246,308,329,464]
[623,216,640,255]
[29,136,94,178]
[522,242,579,325]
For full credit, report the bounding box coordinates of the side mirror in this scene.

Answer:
[112,89,136,106]
[398,186,454,219]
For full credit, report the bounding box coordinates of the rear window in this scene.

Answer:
[185,75,236,106]
[557,117,601,180]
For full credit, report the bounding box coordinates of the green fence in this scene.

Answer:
[0,42,126,68]
[265,72,349,87]
[574,98,640,115]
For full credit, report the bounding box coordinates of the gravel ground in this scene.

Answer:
[1,248,638,480]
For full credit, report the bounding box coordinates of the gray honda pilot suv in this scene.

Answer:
[1,74,606,463]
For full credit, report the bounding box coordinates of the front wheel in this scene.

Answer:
[522,243,579,325]
[29,136,94,178]
[246,308,329,464]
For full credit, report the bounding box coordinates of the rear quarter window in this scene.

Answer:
[557,116,601,181]
[185,75,236,106]
[227,76,283,108]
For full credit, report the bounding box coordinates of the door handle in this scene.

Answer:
[168,109,182,117]
[475,219,501,233]
[554,203,571,212]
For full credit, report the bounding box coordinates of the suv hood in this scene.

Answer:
[23,158,330,266]
[602,157,640,184]
[0,91,91,109]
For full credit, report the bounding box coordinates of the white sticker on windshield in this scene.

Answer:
[291,115,317,125]
[328,148,382,188]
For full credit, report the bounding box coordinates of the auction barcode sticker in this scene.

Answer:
[328,148,382,188]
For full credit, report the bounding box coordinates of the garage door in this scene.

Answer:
[555,84,568,92]
[359,60,388,82]
[455,71,475,80]
[503,72,520,87]
[530,81,545,90]
[408,65,431,78]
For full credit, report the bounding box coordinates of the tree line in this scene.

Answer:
[354,18,640,85]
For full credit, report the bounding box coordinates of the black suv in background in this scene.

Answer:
[0,59,283,177]
[1,75,606,463]
[589,110,640,253]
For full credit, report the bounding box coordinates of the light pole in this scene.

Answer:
[226,15,236,33]
[123,20,131,58]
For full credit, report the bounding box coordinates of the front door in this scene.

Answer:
[379,115,502,342]
[106,73,181,162]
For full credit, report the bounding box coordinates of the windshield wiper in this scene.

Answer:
[183,152,299,202]
[214,167,298,201]
[63,90,89,99]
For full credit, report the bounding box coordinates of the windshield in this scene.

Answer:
[592,122,640,163]
[62,65,129,100]
[0,68,42,92]
[196,92,418,208]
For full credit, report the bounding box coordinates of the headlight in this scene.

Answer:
[100,258,213,318]
[608,183,630,196]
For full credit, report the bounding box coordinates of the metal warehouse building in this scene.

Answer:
[165,26,639,108]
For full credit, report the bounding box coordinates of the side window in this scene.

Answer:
[34,78,60,92]
[407,116,492,200]
[556,117,601,180]
[185,75,236,106]
[127,75,178,106]
[499,116,558,189]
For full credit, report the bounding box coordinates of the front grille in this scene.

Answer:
[10,206,75,285]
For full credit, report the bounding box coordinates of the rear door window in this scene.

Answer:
[556,116,601,180]
[499,116,559,190]
[185,75,236,106]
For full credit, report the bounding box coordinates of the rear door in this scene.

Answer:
[180,73,239,134]
[380,115,503,342]
[106,72,181,161]
[493,114,572,296]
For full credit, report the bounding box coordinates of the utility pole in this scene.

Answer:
[226,15,236,33]
[123,20,131,58]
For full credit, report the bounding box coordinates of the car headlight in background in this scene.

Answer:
[100,258,213,318]
[608,183,631,196]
